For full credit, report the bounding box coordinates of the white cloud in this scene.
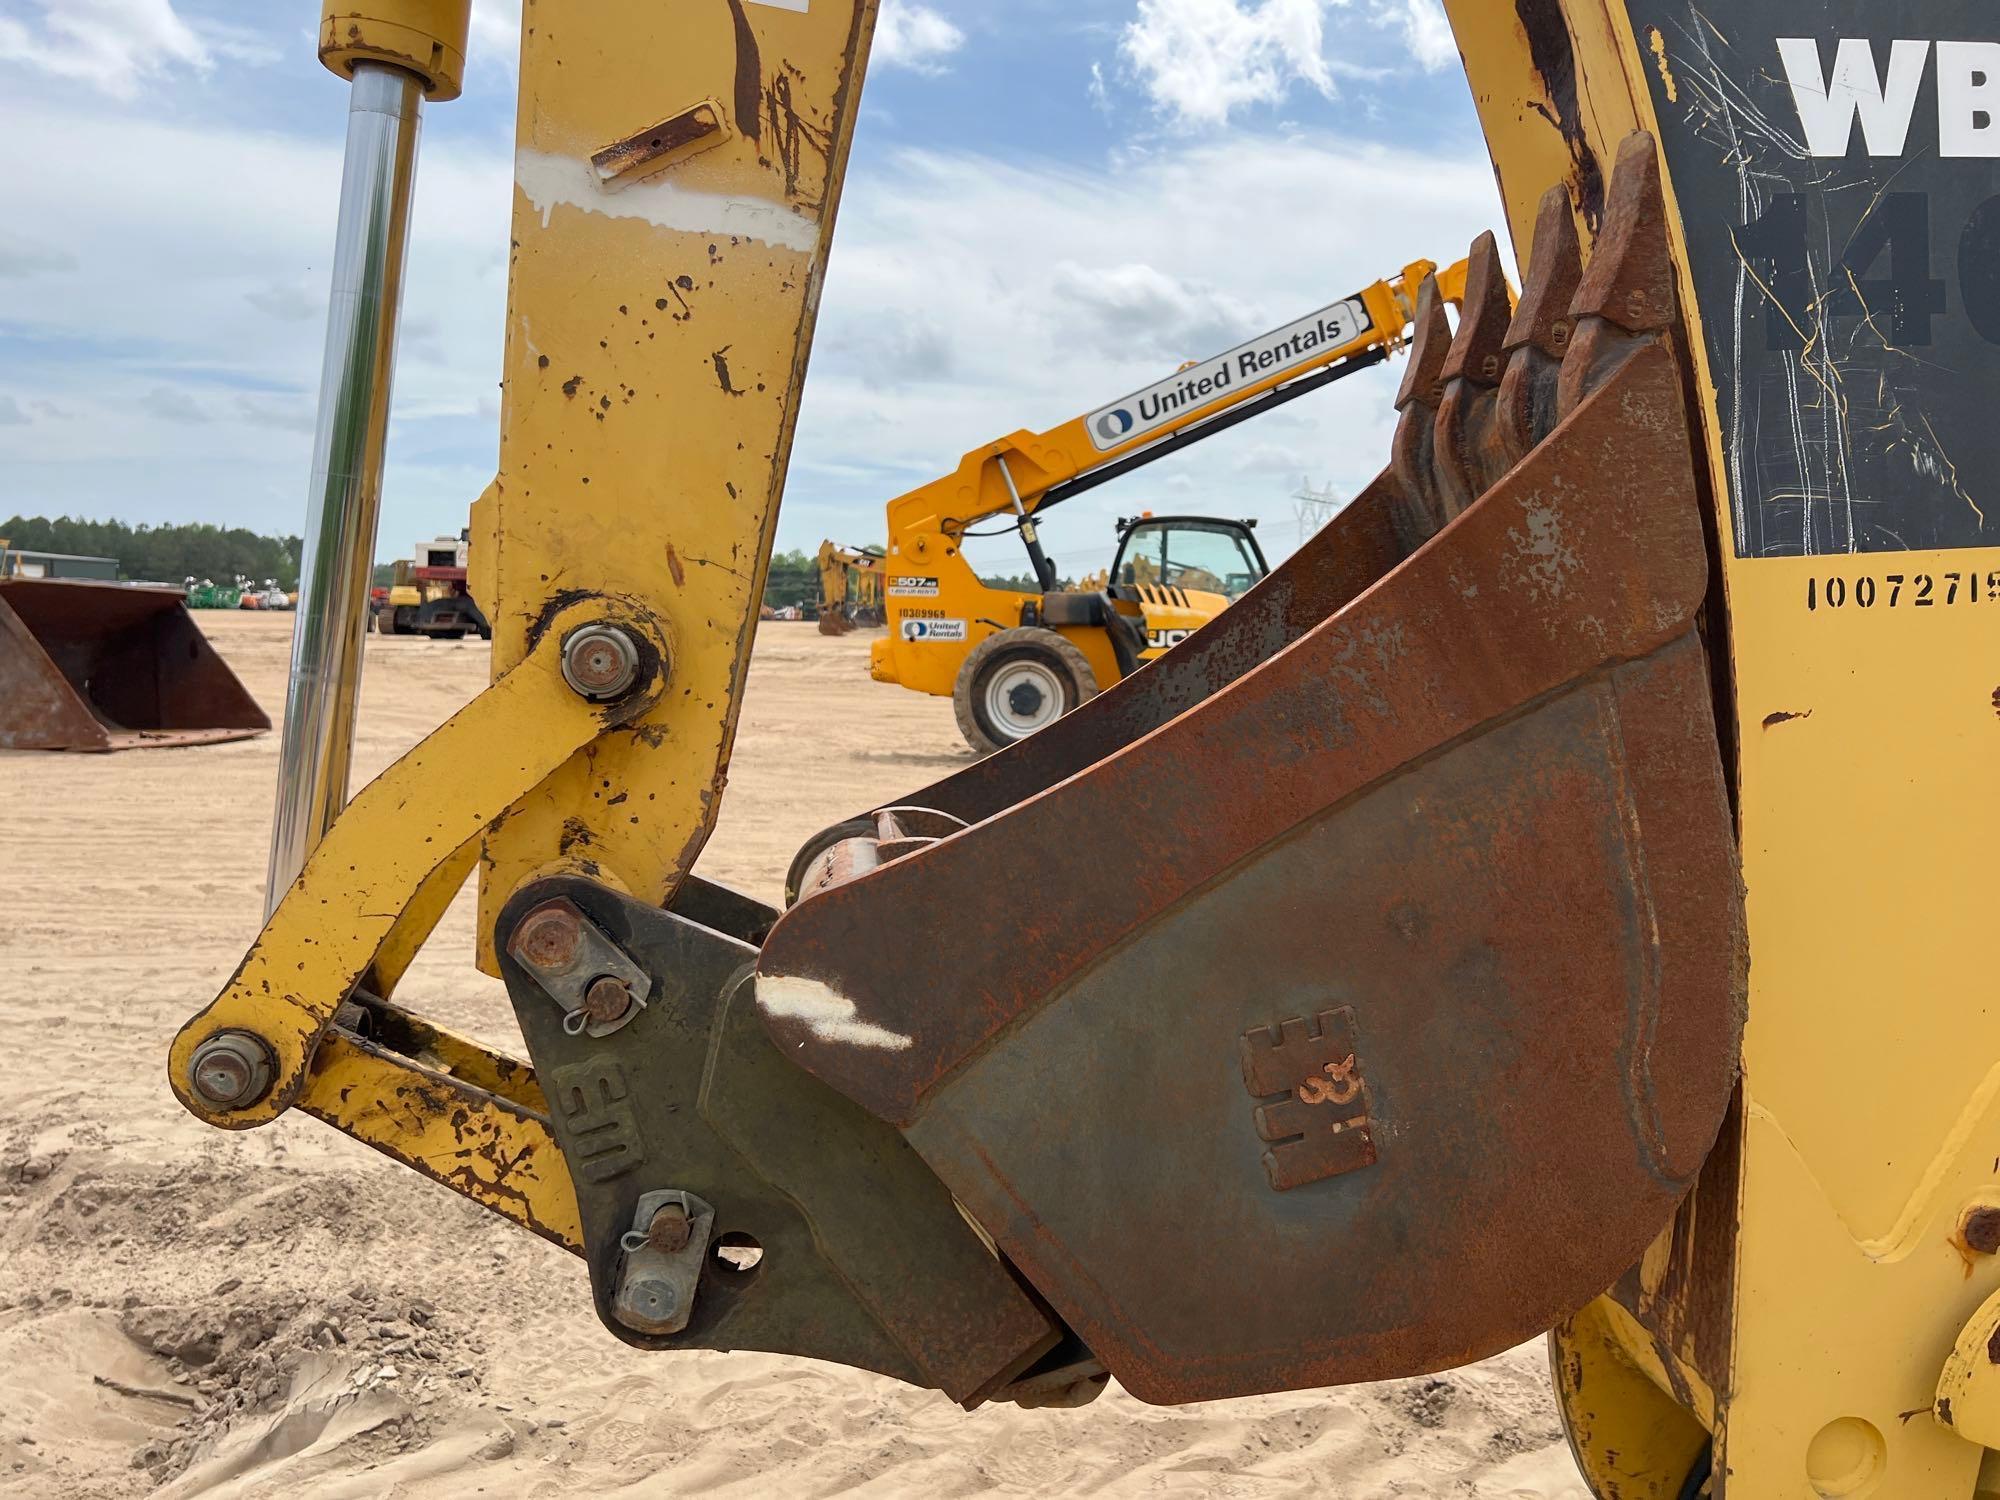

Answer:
[468,0,521,74]
[0,88,512,541]
[244,280,322,323]
[143,387,210,424]
[1088,61,1112,117]
[1380,0,1456,72]
[873,0,965,75]
[0,397,30,427]
[1120,0,1355,129]
[0,0,210,99]
[793,132,1502,565]
[0,234,78,278]
[1048,262,1258,362]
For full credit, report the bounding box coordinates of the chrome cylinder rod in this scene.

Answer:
[265,62,425,913]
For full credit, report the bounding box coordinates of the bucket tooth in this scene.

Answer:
[1558,132,1678,417]
[1387,274,1454,551]
[1432,230,1516,518]
[0,580,269,752]
[1496,185,1583,467]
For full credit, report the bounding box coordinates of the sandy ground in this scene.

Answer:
[0,611,1587,1498]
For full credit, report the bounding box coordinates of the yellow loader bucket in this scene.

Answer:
[0,579,270,752]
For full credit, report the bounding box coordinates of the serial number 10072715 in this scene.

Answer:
[1805,571,2000,613]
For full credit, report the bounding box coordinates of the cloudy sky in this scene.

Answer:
[0,0,1500,579]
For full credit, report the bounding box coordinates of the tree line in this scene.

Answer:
[1,521,1073,607]
[2,515,304,590]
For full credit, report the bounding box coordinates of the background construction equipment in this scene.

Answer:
[814,541,884,636]
[0,578,268,751]
[373,535,490,640]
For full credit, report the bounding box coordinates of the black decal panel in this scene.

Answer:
[1633,5,1999,556]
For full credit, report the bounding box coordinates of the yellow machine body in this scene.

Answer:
[1441,2,2000,1494]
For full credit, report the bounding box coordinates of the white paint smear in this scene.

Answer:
[748,0,810,10]
[513,148,818,252]
[757,975,914,1051]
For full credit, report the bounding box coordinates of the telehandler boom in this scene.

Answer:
[170,3,2000,1495]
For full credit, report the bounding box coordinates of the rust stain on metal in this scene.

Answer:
[1968,1207,2000,1254]
[666,545,686,589]
[765,64,833,209]
[1515,0,1605,232]
[711,347,743,396]
[591,101,724,184]
[510,900,583,972]
[298,1032,581,1252]
[645,1201,693,1254]
[724,0,763,145]
[582,975,634,1025]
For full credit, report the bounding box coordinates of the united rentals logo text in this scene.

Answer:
[1088,297,1372,451]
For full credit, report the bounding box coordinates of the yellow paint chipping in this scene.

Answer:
[1648,28,1677,103]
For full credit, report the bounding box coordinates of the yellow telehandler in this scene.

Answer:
[170,4,2000,1495]
[868,267,1466,752]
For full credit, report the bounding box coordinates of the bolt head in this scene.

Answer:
[188,1031,276,1110]
[582,975,634,1025]
[511,902,583,974]
[1965,1207,2000,1255]
[615,1274,681,1334]
[562,624,641,701]
[646,1202,693,1254]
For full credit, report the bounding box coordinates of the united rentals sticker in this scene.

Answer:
[1086,297,1374,452]
[886,576,940,598]
[901,617,967,642]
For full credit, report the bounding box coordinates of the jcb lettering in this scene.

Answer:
[1779,39,2000,157]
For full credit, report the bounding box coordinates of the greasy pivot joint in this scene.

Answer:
[186,1031,278,1112]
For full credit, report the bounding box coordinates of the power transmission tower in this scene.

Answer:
[1292,479,1346,544]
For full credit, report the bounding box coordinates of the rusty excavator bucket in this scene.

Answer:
[456,135,1741,1410]
[0,579,270,752]
[817,607,857,638]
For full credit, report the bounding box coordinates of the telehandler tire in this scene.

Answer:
[953,627,1098,755]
